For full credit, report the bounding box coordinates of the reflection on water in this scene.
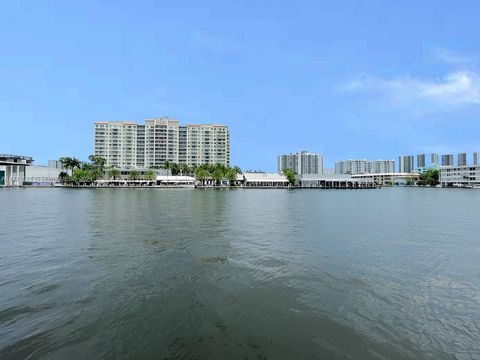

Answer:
[0,187,479,359]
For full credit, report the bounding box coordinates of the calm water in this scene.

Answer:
[0,188,479,359]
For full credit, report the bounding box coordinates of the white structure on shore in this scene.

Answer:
[0,154,33,186]
[352,173,419,186]
[243,173,290,188]
[94,117,229,169]
[439,164,480,187]
[277,151,323,175]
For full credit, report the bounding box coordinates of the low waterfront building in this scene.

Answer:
[439,165,480,187]
[351,173,420,186]
[277,151,323,175]
[25,165,64,186]
[242,173,289,188]
[48,160,65,169]
[156,175,196,186]
[297,174,376,189]
[0,154,33,186]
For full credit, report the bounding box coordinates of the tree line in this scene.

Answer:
[58,156,242,186]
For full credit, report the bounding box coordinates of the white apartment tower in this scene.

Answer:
[334,159,369,175]
[94,118,229,169]
[369,160,395,174]
[186,125,230,167]
[277,151,323,175]
[93,121,141,168]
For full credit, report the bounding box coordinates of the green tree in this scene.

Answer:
[162,161,171,172]
[128,171,139,181]
[195,168,209,185]
[72,169,90,185]
[170,163,180,175]
[226,168,238,185]
[88,155,106,168]
[211,169,224,186]
[108,168,121,180]
[58,171,69,184]
[59,157,81,176]
[89,168,103,182]
[282,168,296,187]
[144,169,156,182]
[418,168,439,186]
[180,164,191,175]
[233,165,241,174]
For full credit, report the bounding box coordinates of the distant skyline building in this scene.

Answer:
[441,154,454,167]
[94,117,229,169]
[416,153,426,168]
[278,151,323,175]
[398,155,414,173]
[431,153,439,167]
[473,152,480,166]
[457,152,467,167]
[334,159,394,174]
[369,160,395,174]
[335,159,369,175]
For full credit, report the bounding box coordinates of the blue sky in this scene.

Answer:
[1,1,480,170]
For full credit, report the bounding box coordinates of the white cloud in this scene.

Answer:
[341,71,480,107]
[433,48,477,65]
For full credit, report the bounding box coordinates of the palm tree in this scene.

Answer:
[144,169,156,183]
[162,161,171,172]
[226,168,237,186]
[88,155,107,173]
[180,164,190,176]
[170,163,180,175]
[108,168,121,180]
[128,171,139,181]
[59,157,81,176]
[211,169,224,186]
[233,165,241,174]
[71,157,81,175]
[58,171,69,185]
[195,168,209,186]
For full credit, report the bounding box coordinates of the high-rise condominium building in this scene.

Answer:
[441,154,454,167]
[94,117,229,169]
[398,155,414,173]
[416,154,426,169]
[431,153,439,166]
[473,152,480,166]
[334,159,395,175]
[278,151,323,175]
[335,159,369,175]
[369,160,395,174]
[457,152,467,167]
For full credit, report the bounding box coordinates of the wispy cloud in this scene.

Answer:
[340,71,480,107]
[433,48,477,65]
